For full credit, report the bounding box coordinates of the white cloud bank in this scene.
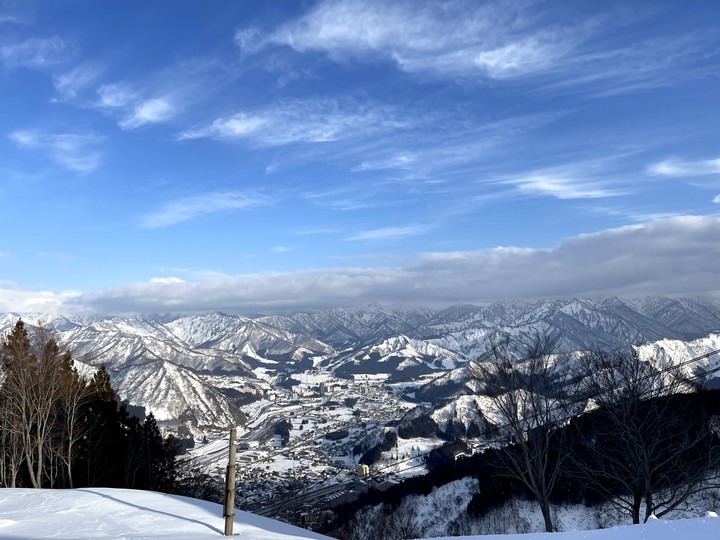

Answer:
[0,284,82,313]
[52,215,720,313]
[5,216,719,313]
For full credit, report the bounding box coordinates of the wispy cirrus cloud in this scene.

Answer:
[141,190,273,228]
[179,98,406,146]
[239,0,716,95]
[52,62,104,100]
[89,55,250,131]
[587,205,684,225]
[503,173,619,200]
[37,251,74,261]
[497,159,629,200]
[9,130,104,173]
[534,34,719,97]
[271,246,295,253]
[96,83,137,108]
[347,224,431,241]
[294,227,341,236]
[647,156,720,177]
[302,185,391,211]
[0,36,75,69]
[349,111,564,179]
[119,97,177,129]
[94,83,178,130]
[354,152,419,172]
[247,0,579,80]
[0,2,34,26]
[0,12,28,25]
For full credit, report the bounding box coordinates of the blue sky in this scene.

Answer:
[1,0,719,313]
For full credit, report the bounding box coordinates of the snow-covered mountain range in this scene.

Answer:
[2,296,720,432]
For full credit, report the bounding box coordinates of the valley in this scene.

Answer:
[2,295,720,527]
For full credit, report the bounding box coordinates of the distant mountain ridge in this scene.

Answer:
[2,296,720,432]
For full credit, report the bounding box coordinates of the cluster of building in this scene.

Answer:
[220,372,418,513]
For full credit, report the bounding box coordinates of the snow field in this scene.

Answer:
[0,488,332,539]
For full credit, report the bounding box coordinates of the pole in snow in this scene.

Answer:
[224,427,237,536]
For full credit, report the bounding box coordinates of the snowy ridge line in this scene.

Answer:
[511,345,720,432]
[642,347,720,381]
[364,347,720,479]
[569,346,720,403]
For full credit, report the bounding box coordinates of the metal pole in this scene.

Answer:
[224,427,237,536]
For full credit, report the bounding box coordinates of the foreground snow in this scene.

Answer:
[426,514,720,540]
[0,488,331,539]
[0,488,718,540]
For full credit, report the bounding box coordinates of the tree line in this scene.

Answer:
[0,320,177,491]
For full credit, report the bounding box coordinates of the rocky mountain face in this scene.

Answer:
[2,295,719,432]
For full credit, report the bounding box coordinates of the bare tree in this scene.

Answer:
[334,503,420,540]
[571,349,720,524]
[472,335,573,532]
[381,503,420,540]
[54,352,90,488]
[0,320,88,488]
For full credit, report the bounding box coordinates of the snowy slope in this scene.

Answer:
[416,297,720,358]
[426,515,720,540]
[168,313,335,362]
[0,488,332,539]
[636,333,720,386]
[325,334,463,381]
[0,312,24,335]
[430,394,502,433]
[631,296,720,338]
[58,318,253,374]
[0,318,250,431]
[165,312,248,347]
[262,305,435,348]
[111,360,242,429]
